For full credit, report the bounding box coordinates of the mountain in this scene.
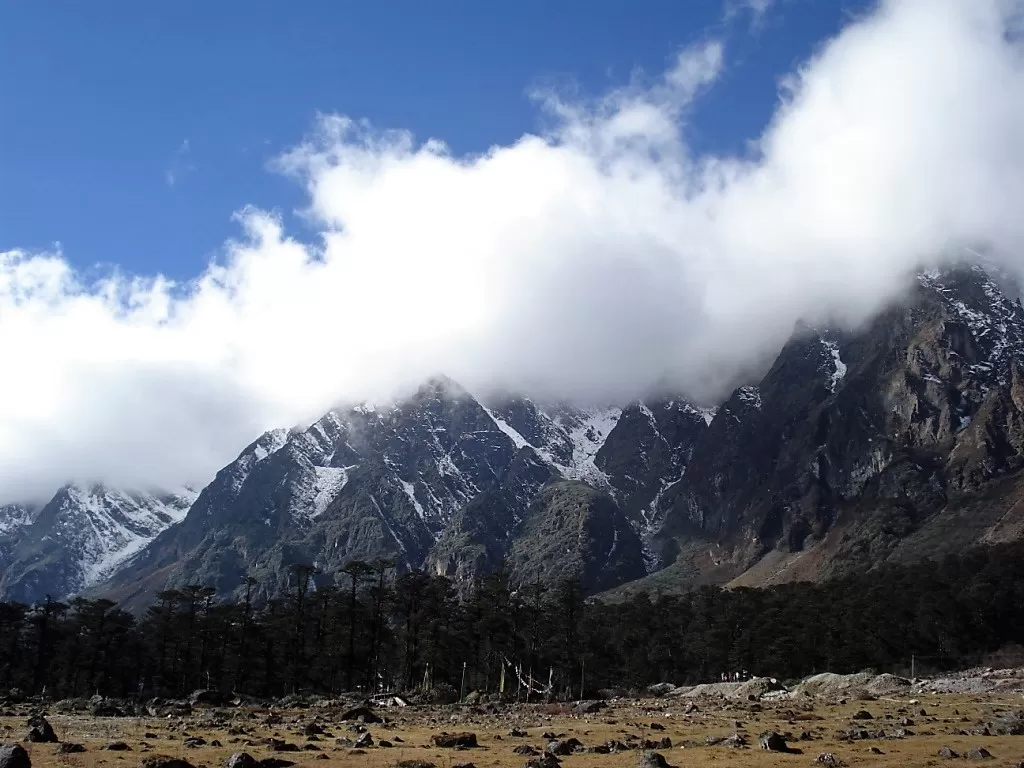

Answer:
[95,379,658,607]
[0,486,195,603]
[7,262,1024,608]
[609,264,1024,597]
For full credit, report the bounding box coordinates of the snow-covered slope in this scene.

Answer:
[0,485,195,602]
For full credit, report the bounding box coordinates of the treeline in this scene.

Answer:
[1,542,1024,701]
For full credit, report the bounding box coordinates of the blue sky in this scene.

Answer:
[0,0,868,280]
[4,0,1024,498]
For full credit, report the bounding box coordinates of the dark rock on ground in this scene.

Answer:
[432,732,478,749]
[141,757,196,768]
[524,756,560,768]
[637,751,674,768]
[223,754,258,768]
[758,732,789,752]
[0,744,31,768]
[339,706,383,724]
[545,738,582,756]
[938,746,959,759]
[104,742,132,751]
[354,733,373,748]
[25,714,57,743]
[992,712,1024,735]
[966,747,993,760]
[56,744,85,754]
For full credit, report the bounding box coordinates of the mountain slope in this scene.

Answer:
[609,265,1024,596]
[0,486,195,603]
[96,379,659,607]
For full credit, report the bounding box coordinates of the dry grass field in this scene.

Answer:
[4,685,1024,768]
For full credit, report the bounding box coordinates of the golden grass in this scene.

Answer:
[5,691,1024,768]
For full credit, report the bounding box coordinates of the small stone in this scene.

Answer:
[966,747,993,760]
[105,742,132,751]
[938,746,959,759]
[57,744,85,754]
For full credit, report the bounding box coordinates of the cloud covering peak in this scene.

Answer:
[3,0,1024,501]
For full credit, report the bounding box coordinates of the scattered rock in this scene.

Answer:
[223,753,258,768]
[647,683,676,697]
[509,728,528,738]
[183,737,207,748]
[25,715,57,743]
[0,744,31,768]
[354,733,373,749]
[815,754,841,766]
[637,750,674,768]
[992,711,1024,735]
[339,707,383,724]
[513,745,537,756]
[257,760,295,768]
[432,732,478,749]
[395,762,436,768]
[141,757,196,768]
[938,746,959,759]
[545,738,582,756]
[56,744,85,754]
[851,710,873,720]
[966,747,993,760]
[104,742,132,751]
[758,732,789,752]
[524,756,560,768]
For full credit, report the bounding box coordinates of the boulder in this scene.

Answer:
[339,706,383,724]
[25,715,57,743]
[545,739,582,756]
[758,732,789,752]
[431,732,478,749]
[223,754,258,768]
[0,744,30,768]
[141,757,196,768]
[637,751,674,768]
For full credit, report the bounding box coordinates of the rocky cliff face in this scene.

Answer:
[95,378,654,607]
[618,265,1024,595]
[6,263,1024,607]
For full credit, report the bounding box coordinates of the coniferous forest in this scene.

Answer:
[2,542,1024,703]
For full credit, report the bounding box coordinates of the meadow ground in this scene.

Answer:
[4,687,1024,768]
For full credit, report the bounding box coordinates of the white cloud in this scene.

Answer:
[3,0,1024,501]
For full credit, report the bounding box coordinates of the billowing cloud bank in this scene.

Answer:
[3,0,1024,501]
